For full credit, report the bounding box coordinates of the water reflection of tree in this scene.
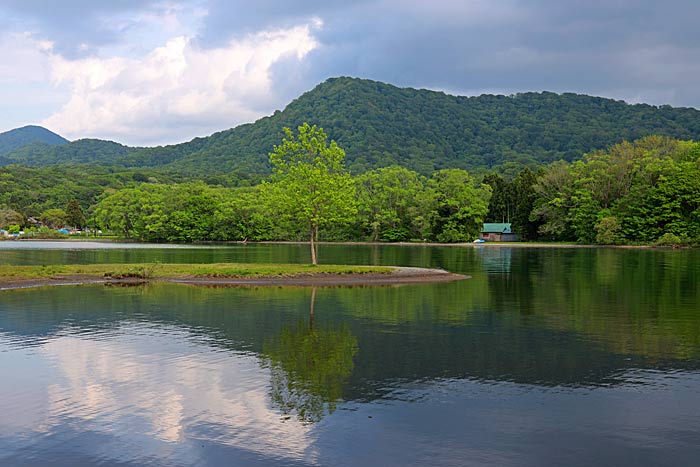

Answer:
[263,288,358,424]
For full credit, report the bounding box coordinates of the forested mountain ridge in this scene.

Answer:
[1,138,138,166]
[0,125,68,157]
[3,77,700,175]
[121,77,700,175]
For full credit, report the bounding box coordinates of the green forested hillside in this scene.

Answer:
[0,165,189,218]
[1,139,138,166]
[0,125,68,156]
[126,77,700,174]
[3,77,700,175]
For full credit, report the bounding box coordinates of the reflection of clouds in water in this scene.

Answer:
[29,326,317,463]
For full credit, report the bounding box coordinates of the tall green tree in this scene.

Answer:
[66,199,85,229]
[483,173,513,223]
[530,161,575,240]
[356,166,427,241]
[41,208,68,229]
[0,208,24,229]
[263,123,356,264]
[94,186,166,239]
[510,168,540,240]
[428,169,491,242]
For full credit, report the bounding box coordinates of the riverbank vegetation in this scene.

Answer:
[1,129,699,247]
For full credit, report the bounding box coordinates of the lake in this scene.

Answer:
[1,242,699,466]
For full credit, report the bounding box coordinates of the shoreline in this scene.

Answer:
[1,238,688,249]
[0,266,468,291]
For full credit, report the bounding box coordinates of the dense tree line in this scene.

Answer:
[2,129,698,247]
[86,126,491,244]
[86,168,491,245]
[530,136,700,245]
[0,165,195,230]
[483,136,700,245]
[2,139,137,166]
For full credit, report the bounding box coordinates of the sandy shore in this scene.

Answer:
[0,267,468,291]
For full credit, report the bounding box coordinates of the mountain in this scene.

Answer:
[2,139,137,166]
[4,78,700,175]
[120,77,700,175]
[0,125,69,156]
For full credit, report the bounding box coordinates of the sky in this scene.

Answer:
[1,0,699,146]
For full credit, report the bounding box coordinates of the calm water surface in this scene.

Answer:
[0,242,699,466]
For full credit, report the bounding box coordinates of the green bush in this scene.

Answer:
[655,233,686,247]
[595,216,622,245]
[380,227,411,242]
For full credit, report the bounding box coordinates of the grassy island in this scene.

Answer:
[0,263,393,281]
[0,263,467,289]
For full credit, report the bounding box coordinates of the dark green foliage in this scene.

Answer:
[510,168,540,241]
[0,164,188,219]
[2,139,138,165]
[429,169,491,242]
[125,78,700,176]
[484,168,540,240]
[0,125,68,156]
[66,199,85,229]
[92,182,264,242]
[355,165,428,241]
[0,208,24,229]
[484,174,513,223]
[40,208,68,229]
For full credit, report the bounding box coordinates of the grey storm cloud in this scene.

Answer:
[2,0,700,143]
[4,0,700,106]
[0,0,164,57]
[193,0,700,107]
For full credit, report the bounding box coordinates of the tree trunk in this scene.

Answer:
[310,223,317,265]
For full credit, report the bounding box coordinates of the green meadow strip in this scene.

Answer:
[0,263,394,281]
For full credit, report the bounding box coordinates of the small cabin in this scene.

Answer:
[481,223,518,242]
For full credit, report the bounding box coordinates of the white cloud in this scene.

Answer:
[41,21,320,145]
[0,32,53,84]
[0,32,70,129]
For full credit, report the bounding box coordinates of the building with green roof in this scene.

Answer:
[480,223,519,242]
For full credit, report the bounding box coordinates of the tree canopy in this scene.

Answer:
[262,123,357,264]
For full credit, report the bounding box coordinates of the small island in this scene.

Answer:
[0,263,468,290]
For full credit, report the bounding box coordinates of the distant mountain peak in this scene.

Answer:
[0,125,69,156]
